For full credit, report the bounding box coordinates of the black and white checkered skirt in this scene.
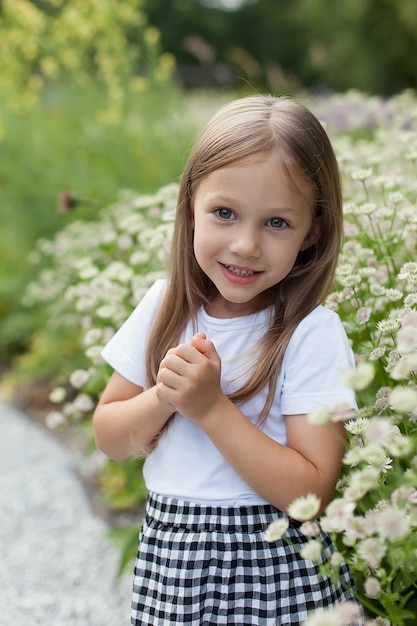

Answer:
[131,492,358,625]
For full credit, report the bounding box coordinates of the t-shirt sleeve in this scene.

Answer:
[101,278,167,387]
[280,307,357,416]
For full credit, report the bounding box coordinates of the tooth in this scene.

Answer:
[226,265,255,276]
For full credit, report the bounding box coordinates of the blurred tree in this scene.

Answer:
[303,0,417,94]
[144,0,309,92]
[144,0,417,94]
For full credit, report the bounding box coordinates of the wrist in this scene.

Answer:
[193,394,233,431]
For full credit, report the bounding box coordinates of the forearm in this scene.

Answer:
[93,386,174,460]
[197,396,342,516]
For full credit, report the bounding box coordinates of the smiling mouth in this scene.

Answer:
[223,264,259,277]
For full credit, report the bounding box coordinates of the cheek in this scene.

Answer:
[193,225,220,266]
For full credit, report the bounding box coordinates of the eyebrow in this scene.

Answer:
[206,194,305,216]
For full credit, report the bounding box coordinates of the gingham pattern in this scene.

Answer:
[131,493,358,625]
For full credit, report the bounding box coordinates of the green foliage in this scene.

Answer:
[99,458,148,511]
[0,0,174,109]
[303,0,417,94]
[0,0,178,361]
[107,524,142,581]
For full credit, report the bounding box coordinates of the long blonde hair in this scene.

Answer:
[145,95,343,441]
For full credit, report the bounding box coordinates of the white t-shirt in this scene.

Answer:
[101,278,356,506]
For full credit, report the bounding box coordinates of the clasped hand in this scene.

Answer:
[156,332,223,422]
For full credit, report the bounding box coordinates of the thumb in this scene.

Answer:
[190,332,217,359]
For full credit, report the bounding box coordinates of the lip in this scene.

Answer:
[219,262,262,284]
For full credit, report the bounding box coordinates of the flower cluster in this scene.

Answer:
[24,183,178,422]
[265,91,417,625]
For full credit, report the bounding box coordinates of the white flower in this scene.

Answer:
[364,576,381,599]
[330,551,344,568]
[264,518,289,542]
[96,304,118,319]
[73,393,95,413]
[302,607,341,626]
[329,403,357,422]
[321,499,356,533]
[130,250,151,266]
[369,347,386,360]
[117,234,133,250]
[404,293,417,307]
[302,601,362,626]
[362,443,387,467]
[78,264,100,280]
[341,362,375,391]
[398,261,417,280]
[377,457,393,473]
[391,486,417,508]
[346,467,380,501]
[385,434,413,457]
[390,354,417,380]
[339,274,361,288]
[300,539,322,561]
[375,505,410,540]
[345,417,369,435]
[287,494,321,521]
[351,168,373,181]
[377,318,401,334]
[102,261,133,283]
[374,387,391,411]
[48,387,66,403]
[343,446,365,467]
[45,411,66,430]
[307,407,330,425]
[389,386,417,412]
[357,537,386,569]
[83,328,103,346]
[69,369,90,389]
[385,288,403,302]
[363,417,393,446]
[356,307,371,324]
[344,515,368,541]
[299,521,321,537]
[388,191,403,205]
[396,325,417,354]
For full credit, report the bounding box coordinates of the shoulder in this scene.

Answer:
[139,277,168,305]
[285,305,353,365]
[292,305,346,340]
[127,278,168,319]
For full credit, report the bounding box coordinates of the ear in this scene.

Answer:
[300,215,321,251]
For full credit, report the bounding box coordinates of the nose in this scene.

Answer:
[229,225,261,259]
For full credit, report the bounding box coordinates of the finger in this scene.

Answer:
[170,342,204,364]
[157,365,182,390]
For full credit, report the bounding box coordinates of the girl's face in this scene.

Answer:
[192,151,320,318]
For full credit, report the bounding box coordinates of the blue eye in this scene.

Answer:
[216,208,235,220]
[267,217,287,229]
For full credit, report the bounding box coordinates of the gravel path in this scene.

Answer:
[0,401,135,625]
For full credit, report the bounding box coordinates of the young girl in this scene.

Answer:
[93,95,360,625]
